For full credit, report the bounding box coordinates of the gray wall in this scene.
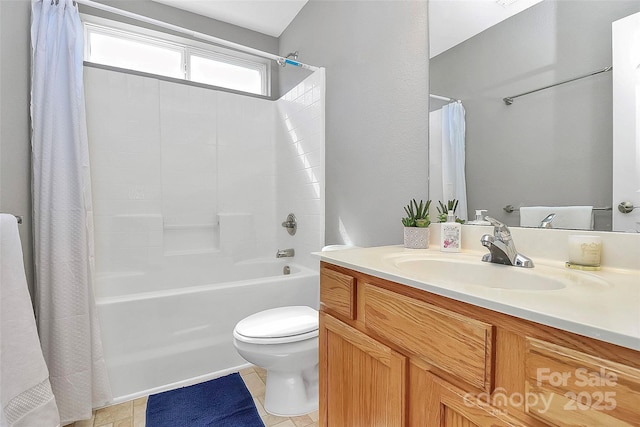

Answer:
[0,0,32,291]
[0,2,3,215]
[279,0,429,247]
[430,0,640,230]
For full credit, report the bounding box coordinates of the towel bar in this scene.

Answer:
[503,205,611,214]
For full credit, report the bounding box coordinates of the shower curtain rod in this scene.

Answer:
[503,66,612,105]
[74,0,320,72]
[430,94,460,103]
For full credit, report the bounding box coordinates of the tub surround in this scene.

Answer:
[317,225,640,351]
[318,228,640,426]
[85,66,325,280]
[84,66,325,404]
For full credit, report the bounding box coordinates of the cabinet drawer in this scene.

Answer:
[525,337,640,427]
[320,267,355,320]
[362,283,493,391]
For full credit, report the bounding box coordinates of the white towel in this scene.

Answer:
[0,214,60,427]
[520,206,593,230]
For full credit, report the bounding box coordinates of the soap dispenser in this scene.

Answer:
[440,212,461,252]
[468,210,491,226]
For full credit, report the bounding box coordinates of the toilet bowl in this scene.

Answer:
[233,306,319,417]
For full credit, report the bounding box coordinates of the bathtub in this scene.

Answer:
[96,257,319,403]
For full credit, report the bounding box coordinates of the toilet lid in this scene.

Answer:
[234,306,318,340]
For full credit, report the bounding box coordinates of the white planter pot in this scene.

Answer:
[403,227,430,249]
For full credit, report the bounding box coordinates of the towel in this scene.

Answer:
[0,214,60,427]
[519,206,593,230]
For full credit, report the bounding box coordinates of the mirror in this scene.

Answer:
[429,0,640,232]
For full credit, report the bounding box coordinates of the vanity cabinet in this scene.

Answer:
[319,262,640,427]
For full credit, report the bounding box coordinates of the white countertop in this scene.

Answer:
[317,245,640,351]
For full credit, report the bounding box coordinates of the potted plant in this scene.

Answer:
[402,199,431,249]
[436,199,466,224]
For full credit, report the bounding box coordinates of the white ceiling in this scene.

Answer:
[429,0,543,58]
[151,0,543,54]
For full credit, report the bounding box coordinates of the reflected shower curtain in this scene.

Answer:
[441,102,468,221]
[31,0,111,423]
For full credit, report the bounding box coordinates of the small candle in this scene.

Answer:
[568,235,602,267]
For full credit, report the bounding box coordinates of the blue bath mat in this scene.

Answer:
[146,373,265,427]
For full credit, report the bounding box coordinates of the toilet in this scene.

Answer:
[233,306,319,417]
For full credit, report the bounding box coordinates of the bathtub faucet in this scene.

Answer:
[276,248,295,258]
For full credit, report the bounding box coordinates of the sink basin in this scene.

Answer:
[384,253,609,292]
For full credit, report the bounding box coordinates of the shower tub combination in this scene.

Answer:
[96,255,319,403]
[86,64,326,404]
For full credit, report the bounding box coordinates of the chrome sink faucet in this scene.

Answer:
[480,217,534,268]
[539,213,556,228]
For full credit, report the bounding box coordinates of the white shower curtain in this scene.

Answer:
[441,102,468,221]
[30,0,111,423]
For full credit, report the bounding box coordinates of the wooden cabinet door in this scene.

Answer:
[319,312,407,427]
[420,370,529,427]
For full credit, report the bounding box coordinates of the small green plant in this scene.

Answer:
[436,199,465,224]
[402,199,431,227]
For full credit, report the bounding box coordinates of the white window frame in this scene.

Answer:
[82,15,271,96]
[84,22,186,78]
[186,46,268,94]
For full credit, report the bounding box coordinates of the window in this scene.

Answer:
[189,51,264,95]
[86,27,184,79]
[83,20,269,96]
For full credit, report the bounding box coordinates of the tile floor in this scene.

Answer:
[64,366,318,427]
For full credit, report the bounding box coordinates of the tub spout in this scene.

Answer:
[276,248,295,258]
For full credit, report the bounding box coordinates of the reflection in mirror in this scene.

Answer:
[612,11,640,233]
[429,0,640,232]
[429,95,469,221]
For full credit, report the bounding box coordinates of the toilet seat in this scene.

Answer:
[233,306,318,345]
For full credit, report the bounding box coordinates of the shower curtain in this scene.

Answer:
[31,0,111,423]
[441,102,468,221]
